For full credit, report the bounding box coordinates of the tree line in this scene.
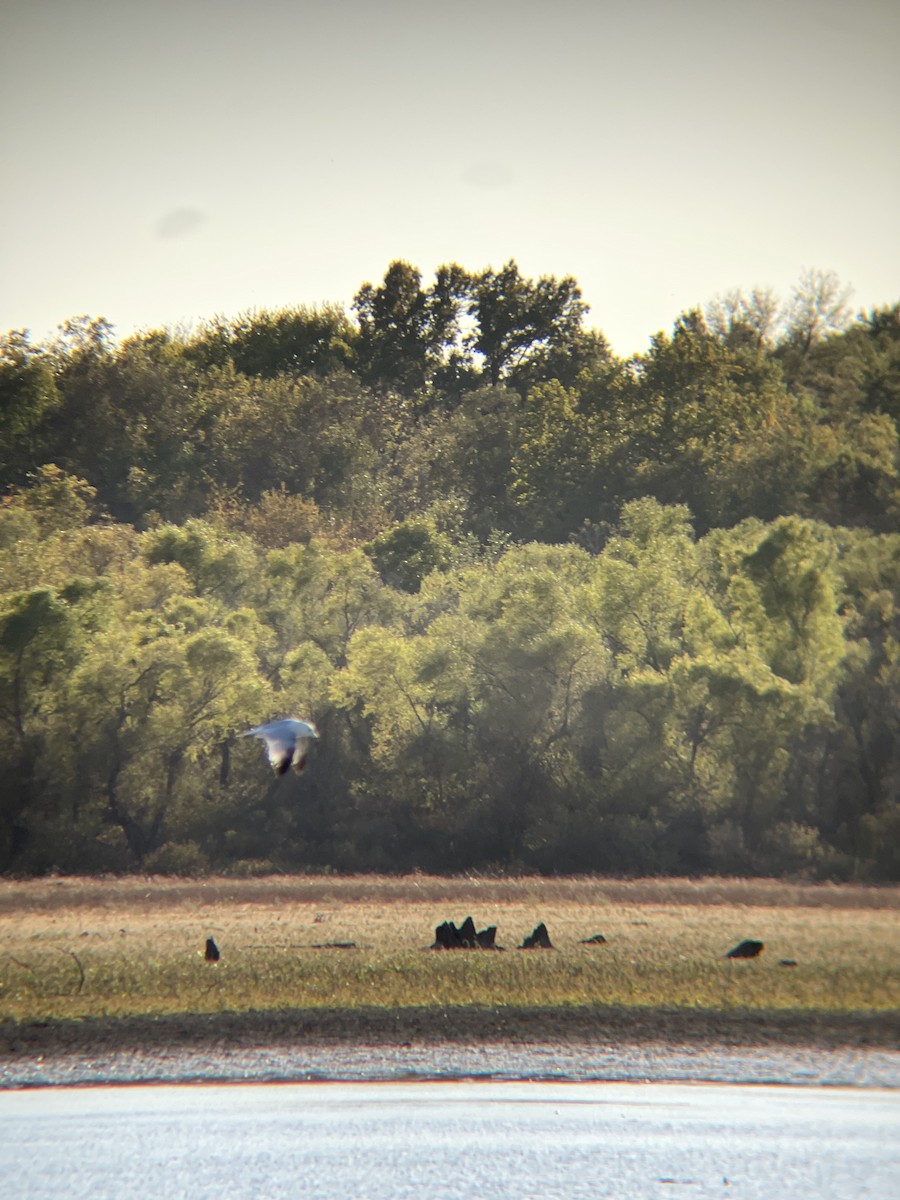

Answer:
[1,261,898,879]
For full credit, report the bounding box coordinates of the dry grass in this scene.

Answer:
[1,875,898,1027]
[2,873,897,914]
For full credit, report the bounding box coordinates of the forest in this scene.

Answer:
[1,260,899,880]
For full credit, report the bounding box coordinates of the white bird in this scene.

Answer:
[241,718,319,776]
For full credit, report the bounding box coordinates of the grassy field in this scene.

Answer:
[2,875,898,1037]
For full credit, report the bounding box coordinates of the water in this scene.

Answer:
[2,1080,897,1199]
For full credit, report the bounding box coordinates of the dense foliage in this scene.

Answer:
[1,262,898,878]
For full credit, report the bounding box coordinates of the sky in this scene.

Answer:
[1,0,898,358]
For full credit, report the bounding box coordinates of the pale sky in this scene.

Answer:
[2,0,898,357]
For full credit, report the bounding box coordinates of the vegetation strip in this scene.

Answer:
[2,878,896,1034]
[2,271,899,882]
[3,1007,897,1061]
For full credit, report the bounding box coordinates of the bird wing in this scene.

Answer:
[241,718,318,773]
[286,719,318,740]
[261,733,297,769]
[292,736,316,773]
[242,718,318,742]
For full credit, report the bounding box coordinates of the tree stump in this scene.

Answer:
[431,917,502,949]
[519,922,553,949]
[726,939,764,959]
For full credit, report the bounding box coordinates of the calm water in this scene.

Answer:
[2,1081,897,1199]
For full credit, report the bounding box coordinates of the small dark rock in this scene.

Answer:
[726,939,764,959]
[311,942,357,949]
[778,959,798,968]
[204,937,220,963]
[579,933,607,945]
[519,922,553,949]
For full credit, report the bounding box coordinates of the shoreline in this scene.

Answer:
[3,1005,898,1059]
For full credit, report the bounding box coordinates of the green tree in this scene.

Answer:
[821,529,900,873]
[65,603,265,866]
[364,519,453,593]
[2,464,98,535]
[203,368,396,536]
[353,261,467,396]
[733,516,850,692]
[466,260,588,388]
[388,385,524,537]
[626,310,788,530]
[0,588,78,865]
[37,317,125,500]
[260,540,396,675]
[185,304,357,379]
[509,380,595,539]
[0,331,60,481]
[104,331,213,521]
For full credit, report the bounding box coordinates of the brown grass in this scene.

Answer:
[1,875,897,1049]
[2,872,897,914]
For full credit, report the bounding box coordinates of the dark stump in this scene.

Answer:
[431,917,503,950]
[726,939,764,959]
[519,922,553,949]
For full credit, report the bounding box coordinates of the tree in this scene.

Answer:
[0,587,78,865]
[466,260,588,388]
[261,541,397,674]
[202,368,397,536]
[389,384,524,538]
[440,542,604,865]
[28,317,135,513]
[728,516,846,692]
[509,380,595,539]
[778,269,853,387]
[103,331,214,522]
[331,622,471,863]
[364,519,453,593]
[0,331,60,481]
[626,311,786,530]
[206,486,336,550]
[185,305,357,379]
[705,287,780,349]
[789,303,900,426]
[2,465,98,535]
[353,261,467,395]
[143,520,261,608]
[65,602,266,866]
[819,529,900,872]
[586,499,700,674]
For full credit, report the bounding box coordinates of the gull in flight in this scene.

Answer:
[241,717,319,775]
